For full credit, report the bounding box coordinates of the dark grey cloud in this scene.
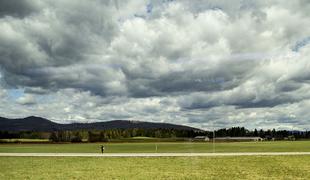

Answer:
[0,0,41,18]
[148,60,253,94]
[178,78,310,110]
[0,0,121,96]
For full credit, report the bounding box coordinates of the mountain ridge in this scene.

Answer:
[0,116,203,132]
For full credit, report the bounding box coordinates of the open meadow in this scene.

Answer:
[0,141,310,153]
[1,156,310,179]
[1,141,310,179]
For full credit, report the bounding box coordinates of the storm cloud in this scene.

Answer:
[1,0,310,130]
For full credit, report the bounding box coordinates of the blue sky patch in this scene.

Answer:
[146,3,153,14]
[8,88,24,100]
[293,36,310,52]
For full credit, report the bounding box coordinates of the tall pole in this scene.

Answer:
[213,126,215,153]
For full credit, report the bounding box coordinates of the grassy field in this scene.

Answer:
[0,141,309,153]
[0,156,309,179]
[1,141,309,179]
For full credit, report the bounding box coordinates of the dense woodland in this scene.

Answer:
[0,127,310,142]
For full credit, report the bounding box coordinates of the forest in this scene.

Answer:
[1,127,310,142]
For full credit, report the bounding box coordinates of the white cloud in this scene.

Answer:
[0,0,310,129]
[16,94,36,105]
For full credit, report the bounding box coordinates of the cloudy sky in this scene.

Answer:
[1,0,310,130]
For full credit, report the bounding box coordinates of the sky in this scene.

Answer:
[0,0,310,130]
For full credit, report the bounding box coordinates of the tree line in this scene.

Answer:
[214,127,310,140]
[1,127,310,142]
[0,128,205,142]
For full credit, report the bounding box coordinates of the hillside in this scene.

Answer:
[0,116,202,132]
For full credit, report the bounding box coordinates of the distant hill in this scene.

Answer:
[0,116,203,132]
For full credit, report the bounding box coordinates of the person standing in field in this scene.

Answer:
[101,145,105,153]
